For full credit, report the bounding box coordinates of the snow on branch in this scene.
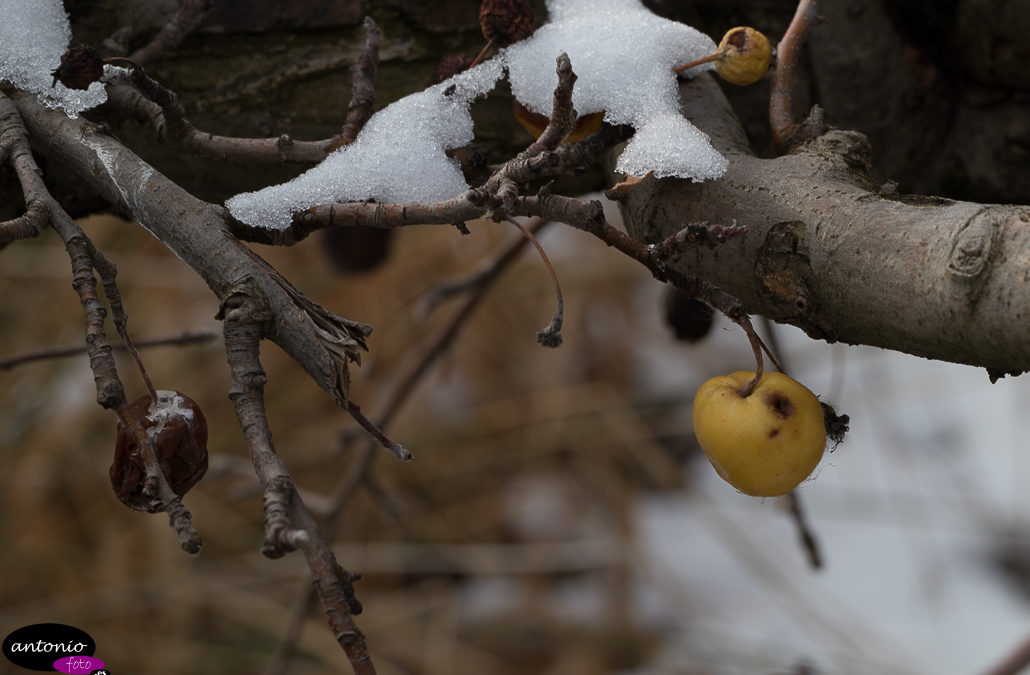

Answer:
[0,0,107,117]
[226,0,728,231]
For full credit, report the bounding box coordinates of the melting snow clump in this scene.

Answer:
[0,0,107,117]
[504,0,726,180]
[226,59,504,230]
[227,0,728,231]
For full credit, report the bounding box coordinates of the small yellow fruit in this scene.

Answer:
[714,26,771,86]
[692,371,825,497]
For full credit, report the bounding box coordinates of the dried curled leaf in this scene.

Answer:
[110,391,208,512]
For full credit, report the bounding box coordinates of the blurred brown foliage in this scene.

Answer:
[0,211,728,674]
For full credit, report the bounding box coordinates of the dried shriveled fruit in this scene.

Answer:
[438,54,477,81]
[479,0,534,48]
[110,390,208,512]
[51,44,103,90]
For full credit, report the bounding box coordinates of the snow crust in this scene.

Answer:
[226,60,504,230]
[0,0,107,117]
[504,0,725,179]
[228,0,728,230]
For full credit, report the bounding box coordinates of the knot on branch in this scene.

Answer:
[261,474,308,558]
[755,221,820,328]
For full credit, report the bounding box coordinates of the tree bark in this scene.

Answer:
[617,74,1030,378]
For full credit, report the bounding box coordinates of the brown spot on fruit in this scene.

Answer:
[765,391,795,419]
[727,29,748,49]
[769,428,780,438]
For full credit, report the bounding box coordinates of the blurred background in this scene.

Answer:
[3,201,1030,674]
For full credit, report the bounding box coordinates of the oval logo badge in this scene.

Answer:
[54,655,105,674]
[2,623,96,671]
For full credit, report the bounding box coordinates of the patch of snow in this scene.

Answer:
[0,0,107,117]
[145,390,194,441]
[227,0,727,230]
[226,59,505,230]
[504,0,725,179]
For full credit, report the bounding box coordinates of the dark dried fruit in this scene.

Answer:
[664,287,715,342]
[110,391,208,512]
[479,0,534,48]
[322,226,393,274]
[438,54,477,81]
[51,44,104,90]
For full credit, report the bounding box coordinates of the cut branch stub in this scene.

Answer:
[111,391,208,512]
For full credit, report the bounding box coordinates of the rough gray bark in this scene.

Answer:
[10,88,370,404]
[617,74,1030,377]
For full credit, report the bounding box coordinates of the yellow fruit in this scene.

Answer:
[714,26,772,86]
[512,99,605,144]
[692,371,826,497]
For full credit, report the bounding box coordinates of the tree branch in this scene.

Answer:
[12,88,372,404]
[616,74,1030,378]
[221,293,376,673]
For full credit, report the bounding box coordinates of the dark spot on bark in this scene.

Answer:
[727,29,748,49]
[765,392,795,419]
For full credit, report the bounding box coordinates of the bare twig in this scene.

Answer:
[333,16,381,149]
[770,0,820,152]
[103,59,335,163]
[90,247,158,401]
[107,16,381,163]
[785,491,822,569]
[0,331,217,371]
[221,291,376,674]
[129,0,213,65]
[0,92,51,247]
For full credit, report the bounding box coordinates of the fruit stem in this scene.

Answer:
[673,50,723,74]
[737,314,764,397]
[467,38,495,70]
[506,216,564,347]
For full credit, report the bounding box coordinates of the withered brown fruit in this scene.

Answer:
[437,53,477,82]
[110,391,208,513]
[51,45,104,90]
[479,0,534,48]
[664,287,715,343]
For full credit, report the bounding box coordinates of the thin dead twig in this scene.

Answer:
[106,16,381,163]
[129,0,213,65]
[0,332,217,371]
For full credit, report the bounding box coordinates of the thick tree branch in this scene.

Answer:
[11,88,372,407]
[616,74,1030,378]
